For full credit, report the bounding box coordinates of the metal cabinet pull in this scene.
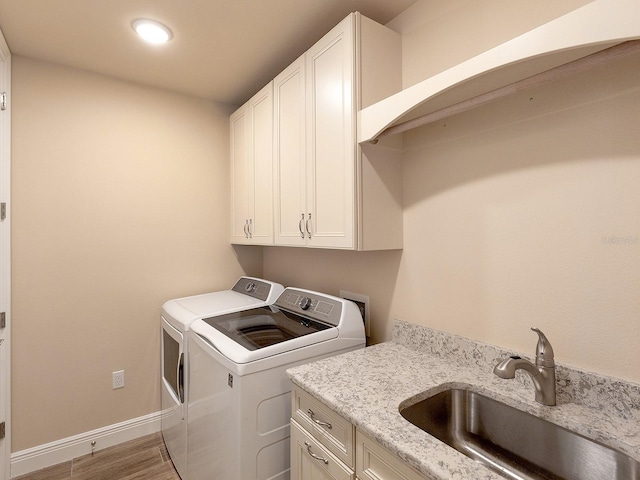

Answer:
[307,409,332,429]
[304,441,329,464]
[243,220,249,238]
[299,213,305,238]
[305,213,312,239]
[248,218,253,238]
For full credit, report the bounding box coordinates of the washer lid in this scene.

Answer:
[190,306,339,364]
[205,306,333,350]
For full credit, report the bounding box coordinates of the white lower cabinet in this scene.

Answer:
[291,386,425,480]
[291,420,355,480]
[356,430,426,480]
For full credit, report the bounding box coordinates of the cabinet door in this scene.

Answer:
[230,83,274,245]
[291,420,355,480]
[356,429,425,480]
[230,105,250,244]
[248,83,274,245]
[274,56,307,246]
[305,14,355,249]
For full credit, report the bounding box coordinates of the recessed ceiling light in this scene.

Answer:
[132,19,172,44]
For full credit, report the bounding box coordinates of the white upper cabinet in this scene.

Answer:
[230,83,274,245]
[305,14,355,249]
[273,12,403,250]
[273,56,306,247]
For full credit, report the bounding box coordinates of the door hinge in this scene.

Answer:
[0,312,5,329]
[0,422,5,439]
[1,92,6,111]
[0,202,5,221]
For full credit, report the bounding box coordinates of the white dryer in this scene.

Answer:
[161,277,284,480]
[187,287,366,480]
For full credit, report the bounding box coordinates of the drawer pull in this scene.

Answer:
[304,441,329,464]
[307,409,332,429]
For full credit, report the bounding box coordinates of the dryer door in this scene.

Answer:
[162,318,184,405]
[161,317,187,479]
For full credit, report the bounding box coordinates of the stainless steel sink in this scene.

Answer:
[399,388,640,480]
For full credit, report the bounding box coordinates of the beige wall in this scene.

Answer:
[263,247,403,343]
[388,0,593,89]
[11,57,262,451]
[264,0,640,384]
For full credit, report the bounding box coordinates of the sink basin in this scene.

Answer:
[400,388,640,480]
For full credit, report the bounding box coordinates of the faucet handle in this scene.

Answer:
[531,327,555,368]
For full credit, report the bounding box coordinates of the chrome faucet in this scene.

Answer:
[493,327,556,406]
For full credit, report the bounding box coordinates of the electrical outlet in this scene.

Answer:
[113,370,125,389]
[340,290,370,337]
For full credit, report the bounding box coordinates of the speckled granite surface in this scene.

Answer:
[286,320,640,479]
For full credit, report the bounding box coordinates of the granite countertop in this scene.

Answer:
[286,320,640,479]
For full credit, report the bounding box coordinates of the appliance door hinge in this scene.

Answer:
[0,422,5,439]
[0,312,5,329]
[1,92,6,111]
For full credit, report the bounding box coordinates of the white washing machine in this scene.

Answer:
[186,287,366,480]
[161,277,284,480]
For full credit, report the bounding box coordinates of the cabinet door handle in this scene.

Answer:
[299,214,305,238]
[243,220,249,238]
[305,213,312,239]
[304,441,329,464]
[248,218,253,238]
[307,409,332,429]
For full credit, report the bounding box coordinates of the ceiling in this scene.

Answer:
[0,0,416,106]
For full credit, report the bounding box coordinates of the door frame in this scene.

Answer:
[0,26,11,480]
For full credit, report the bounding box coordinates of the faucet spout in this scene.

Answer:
[493,328,557,406]
[493,355,537,379]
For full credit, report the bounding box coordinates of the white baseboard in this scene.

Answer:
[10,411,161,478]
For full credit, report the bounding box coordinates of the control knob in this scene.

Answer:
[299,297,312,310]
[244,282,257,293]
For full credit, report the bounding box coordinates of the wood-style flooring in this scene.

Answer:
[13,433,180,480]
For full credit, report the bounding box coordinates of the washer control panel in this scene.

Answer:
[275,288,343,326]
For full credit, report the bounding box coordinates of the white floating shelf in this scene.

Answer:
[358,0,640,143]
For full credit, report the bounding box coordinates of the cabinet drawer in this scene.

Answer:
[292,385,355,467]
[356,429,426,480]
[291,420,355,480]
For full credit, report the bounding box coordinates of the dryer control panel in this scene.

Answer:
[231,277,275,302]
